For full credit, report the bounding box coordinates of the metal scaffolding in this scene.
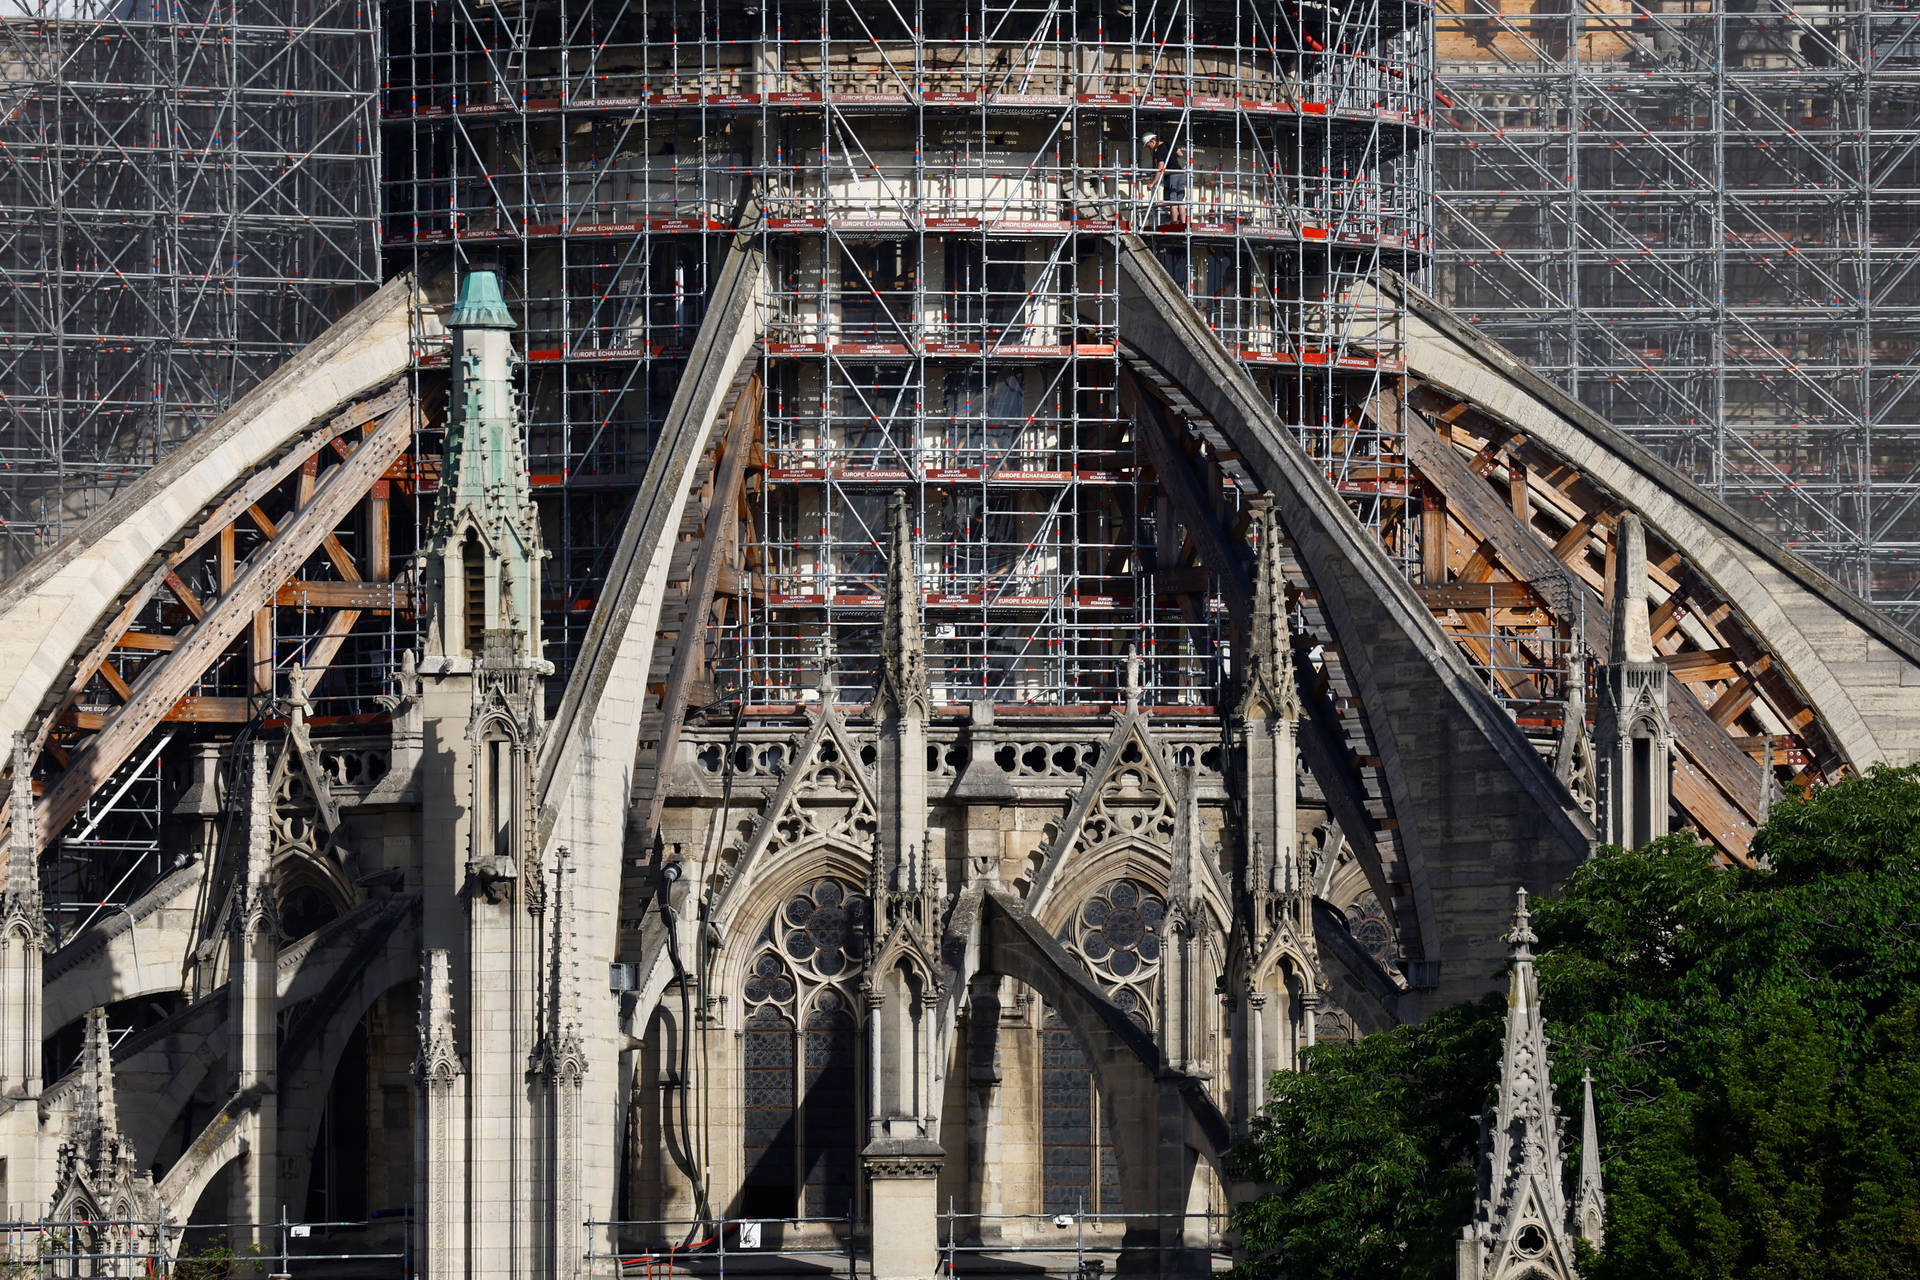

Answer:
[381,0,1433,700]
[1434,0,1920,625]
[0,0,383,575]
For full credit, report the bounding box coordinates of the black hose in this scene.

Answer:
[660,874,711,1247]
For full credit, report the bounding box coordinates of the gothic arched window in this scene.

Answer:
[1068,877,1167,1030]
[738,878,869,1218]
[1039,1008,1120,1216]
[460,531,485,656]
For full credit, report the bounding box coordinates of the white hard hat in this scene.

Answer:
[1143,132,1158,143]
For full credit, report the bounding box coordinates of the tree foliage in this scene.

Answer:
[1228,995,1502,1280]
[1229,764,1920,1280]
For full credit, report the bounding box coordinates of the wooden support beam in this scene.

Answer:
[1421,490,1448,584]
[113,633,180,653]
[1466,433,1517,477]
[1659,648,1739,682]
[298,610,365,697]
[274,582,406,611]
[1124,372,1255,638]
[33,403,415,854]
[1671,755,1757,865]
[251,609,274,696]
[369,480,391,582]
[1706,657,1771,727]
[1648,593,1684,646]
[633,376,763,849]
[164,696,254,724]
[94,662,132,702]
[1399,398,1769,842]
[1549,511,1603,564]
[56,385,404,720]
[1418,581,1543,611]
[42,385,406,759]
[164,572,206,620]
[1457,537,1501,585]
[319,533,364,584]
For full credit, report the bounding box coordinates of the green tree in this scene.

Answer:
[1227,996,1502,1280]
[1229,765,1920,1280]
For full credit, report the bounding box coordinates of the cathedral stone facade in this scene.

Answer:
[3,12,1920,1270]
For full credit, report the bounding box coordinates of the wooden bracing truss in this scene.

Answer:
[1378,379,1836,864]
[629,368,766,862]
[7,383,429,857]
[1119,356,1831,876]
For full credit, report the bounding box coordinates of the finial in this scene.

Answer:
[1507,886,1538,953]
[78,1007,119,1164]
[1609,512,1655,666]
[1235,497,1296,720]
[449,268,516,330]
[878,489,927,716]
[817,634,839,704]
[7,733,39,909]
[1576,1066,1607,1246]
[287,664,313,730]
[1124,644,1143,712]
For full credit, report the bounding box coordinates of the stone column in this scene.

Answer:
[229,741,278,1252]
[1,735,44,1103]
[417,950,469,1280]
[0,736,46,1210]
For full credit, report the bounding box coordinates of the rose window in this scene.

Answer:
[774,877,870,983]
[1070,878,1167,1025]
[1345,891,1394,964]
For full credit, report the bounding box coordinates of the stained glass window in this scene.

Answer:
[738,878,869,1219]
[1039,1009,1121,1216]
[1070,877,1168,1030]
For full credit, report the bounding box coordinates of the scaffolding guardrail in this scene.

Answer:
[587,1212,858,1278]
[0,1210,408,1278]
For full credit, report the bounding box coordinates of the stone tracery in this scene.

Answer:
[1067,877,1168,1031]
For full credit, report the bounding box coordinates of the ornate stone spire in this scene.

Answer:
[416,949,464,1085]
[541,849,586,1084]
[1598,512,1672,848]
[51,1008,163,1230]
[1552,631,1597,821]
[1163,765,1211,1075]
[237,739,277,936]
[875,489,928,719]
[1489,889,1563,1217]
[4,734,43,937]
[1574,1070,1606,1249]
[425,269,546,670]
[1235,497,1298,722]
[1457,888,1594,1280]
[74,1007,119,1167]
[1608,513,1653,666]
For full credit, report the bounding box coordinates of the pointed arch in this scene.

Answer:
[271,849,353,940]
[711,840,873,1003]
[459,526,488,657]
[725,867,871,1220]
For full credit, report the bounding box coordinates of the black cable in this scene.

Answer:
[659,848,710,1247]
[663,696,744,1249]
